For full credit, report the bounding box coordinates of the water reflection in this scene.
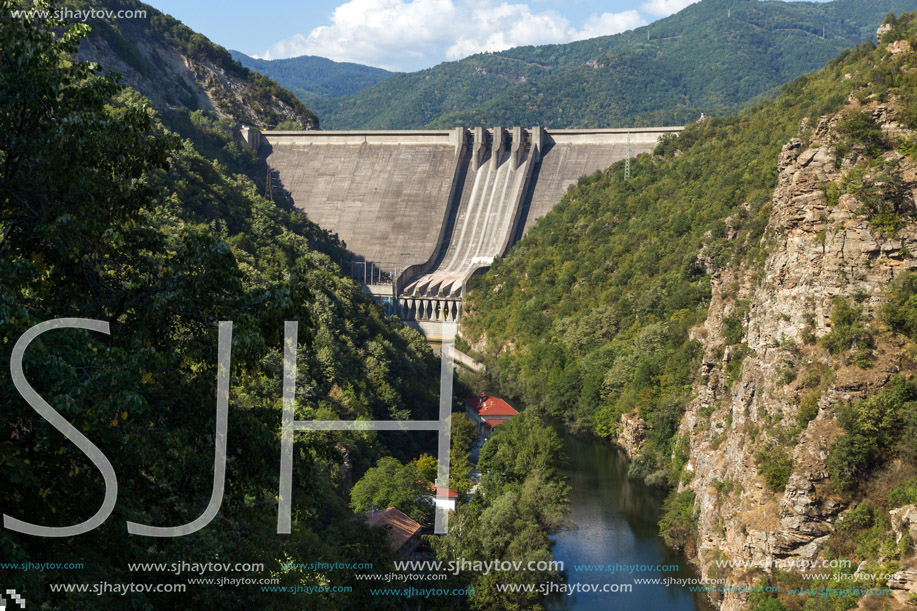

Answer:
[548,427,714,611]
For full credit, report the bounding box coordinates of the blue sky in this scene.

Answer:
[144,0,693,71]
[146,0,832,72]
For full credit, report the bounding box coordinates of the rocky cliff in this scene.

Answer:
[75,0,317,129]
[663,32,917,610]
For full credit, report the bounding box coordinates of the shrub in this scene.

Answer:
[882,272,917,341]
[723,311,745,346]
[755,446,793,492]
[797,392,820,428]
[889,478,917,509]
[819,297,873,365]
[659,490,696,550]
[836,111,889,161]
[828,376,917,489]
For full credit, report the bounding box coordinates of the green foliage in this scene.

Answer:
[725,344,750,388]
[450,448,476,499]
[819,298,874,366]
[231,51,392,100]
[722,310,746,346]
[755,445,793,492]
[844,160,914,235]
[451,412,478,456]
[752,598,789,611]
[830,500,899,563]
[889,478,917,508]
[749,576,790,611]
[0,6,438,607]
[430,413,569,609]
[659,490,696,550]
[828,376,917,490]
[797,391,821,428]
[478,413,566,481]
[882,271,917,340]
[755,446,794,492]
[350,457,433,523]
[822,180,842,206]
[411,453,439,483]
[835,110,890,162]
[304,0,915,129]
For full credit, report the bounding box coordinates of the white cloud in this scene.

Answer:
[639,0,699,18]
[257,0,647,71]
[572,10,646,42]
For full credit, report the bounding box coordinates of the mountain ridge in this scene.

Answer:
[229,51,393,101]
[282,0,917,129]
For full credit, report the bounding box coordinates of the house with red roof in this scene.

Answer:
[464,395,518,437]
[364,507,422,556]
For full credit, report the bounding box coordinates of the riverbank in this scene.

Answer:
[548,426,714,611]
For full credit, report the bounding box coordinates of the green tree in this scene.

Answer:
[478,413,566,481]
[411,453,438,482]
[0,4,439,607]
[350,457,433,523]
[451,412,477,455]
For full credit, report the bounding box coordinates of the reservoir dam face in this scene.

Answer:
[255,125,682,321]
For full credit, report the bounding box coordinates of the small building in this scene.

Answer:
[464,395,518,437]
[431,486,459,513]
[364,507,422,556]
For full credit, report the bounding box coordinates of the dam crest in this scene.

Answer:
[251,125,682,321]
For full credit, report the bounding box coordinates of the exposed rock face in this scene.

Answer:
[679,104,917,609]
[888,566,917,606]
[891,505,917,544]
[335,443,353,492]
[617,412,647,456]
[77,18,316,129]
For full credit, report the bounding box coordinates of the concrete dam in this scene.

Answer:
[254,125,682,321]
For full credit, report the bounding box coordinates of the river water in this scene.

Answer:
[548,428,714,611]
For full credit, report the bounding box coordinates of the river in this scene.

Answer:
[548,427,714,611]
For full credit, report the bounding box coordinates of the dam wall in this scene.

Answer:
[405,126,535,301]
[262,129,467,275]
[258,126,682,321]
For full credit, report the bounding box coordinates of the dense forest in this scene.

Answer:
[304,0,917,129]
[230,52,392,102]
[459,14,917,608]
[0,4,444,608]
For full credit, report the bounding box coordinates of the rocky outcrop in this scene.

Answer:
[76,12,317,129]
[679,102,917,609]
[891,505,917,544]
[617,412,647,457]
[887,565,917,606]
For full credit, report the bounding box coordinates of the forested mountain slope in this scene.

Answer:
[305,0,917,129]
[0,4,438,608]
[230,51,392,101]
[75,0,317,128]
[460,12,917,609]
